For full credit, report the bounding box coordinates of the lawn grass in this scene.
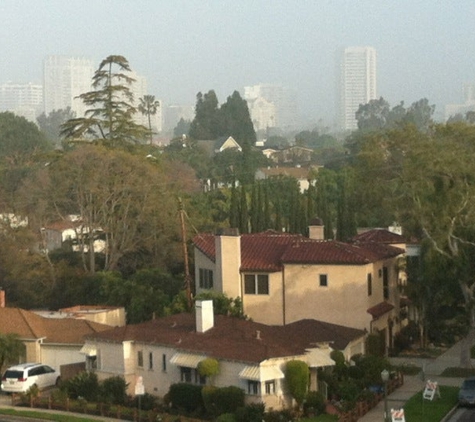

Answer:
[441,367,475,377]
[0,407,101,421]
[403,385,459,422]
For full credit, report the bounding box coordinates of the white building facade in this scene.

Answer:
[0,82,43,122]
[338,46,377,131]
[43,55,94,117]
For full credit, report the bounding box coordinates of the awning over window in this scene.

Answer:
[239,365,284,381]
[80,344,97,356]
[305,348,335,368]
[170,352,207,368]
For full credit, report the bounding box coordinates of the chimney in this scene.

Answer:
[308,217,325,240]
[0,288,5,308]
[196,300,214,333]
[215,228,241,298]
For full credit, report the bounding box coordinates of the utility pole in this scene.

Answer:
[178,198,192,310]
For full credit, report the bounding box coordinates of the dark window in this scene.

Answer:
[149,352,153,370]
[248,380,259,394]
[180,367,192,383]
[265,380,275,394]
[383,266,389,300]
[162,354,167,372]
[137,351,143,368]
[367,273,372,296]
[195,371,206,385]
[244,274,269,295]
[319,274,328,287]
[199,268,214,289]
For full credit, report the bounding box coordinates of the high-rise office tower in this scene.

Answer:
[0,82,43,122]
[338,46,377,131]
[43,55,94,117]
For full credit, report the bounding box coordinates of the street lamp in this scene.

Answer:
[381,369,390,422]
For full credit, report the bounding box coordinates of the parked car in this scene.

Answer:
[458,377,475,406]
[1,363,60,393]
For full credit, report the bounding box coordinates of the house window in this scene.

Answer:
[244,274,269,295]
[180,367,192,383]
[199,268,214,289]
[137,351,144,368]
[319,274,328,287]
[162,354,167,372]
[378,268,382,278]
[383,266,389,300]
[265,380,275,394]
[149,352,153,370]
[195,371,207,385]
[367,273,372,296]
[248,380,260,395]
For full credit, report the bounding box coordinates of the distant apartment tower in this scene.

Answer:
[339,46,377,131]
[0,82,43,122]
[243,84,298,133]
[43,55,94,117]
[445,82,475,121]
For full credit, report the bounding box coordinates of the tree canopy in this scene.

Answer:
[61,55,149,146]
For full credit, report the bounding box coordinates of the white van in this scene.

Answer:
[1,363,60,393]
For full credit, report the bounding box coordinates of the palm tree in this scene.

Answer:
[138,95,160,144]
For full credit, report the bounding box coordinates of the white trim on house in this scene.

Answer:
[239,365,285,382]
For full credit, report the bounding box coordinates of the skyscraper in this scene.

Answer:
[338,46,377,131]
[0,82,43,122]
[43,55,94,117]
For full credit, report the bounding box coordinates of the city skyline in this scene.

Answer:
[1,1,475,127]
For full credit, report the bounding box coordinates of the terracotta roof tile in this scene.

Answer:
[86,314,365,364]
[193,231,404,270]
[367,302,394,318]
[352,229,405,244]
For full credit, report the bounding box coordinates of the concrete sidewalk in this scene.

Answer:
[358,341,466,421]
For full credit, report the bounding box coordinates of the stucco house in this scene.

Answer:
[83,300,365,410]
[193,225,407,353]
[0,301,110,371]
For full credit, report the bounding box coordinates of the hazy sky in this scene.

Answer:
[1,0,475,126]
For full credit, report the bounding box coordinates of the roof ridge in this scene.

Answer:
[18,309,42,339]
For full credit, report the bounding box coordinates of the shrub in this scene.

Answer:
[130,392,160,411]
[168,383,203,413]
[99,376,128,405]
[216,414,237,422]
[201,385,218,416]
[61,371,100,401]
[235,403,265,422]
[263,409,294,422]
[330,350,345,366]
[366,333,383,356]
[284,360,309,406]
[197,358,220,378]
[213,386,245,415]
[304,391,325,415]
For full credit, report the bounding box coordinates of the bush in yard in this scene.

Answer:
[201,385,218,416]
[365,333,383,356]
[263,409,294,422]
[284,360,309,407]
[130,392,160,411]
[213,386,245,415]
[168,383,203,413]
[235,403,265,422]
[197,358,220,382]
[99,376,128,405]
[216,413,236,422]
[353,355,391,387]
[303,391,325,415]
[61,371,100,401]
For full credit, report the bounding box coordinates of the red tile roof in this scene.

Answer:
[86,313,365,364]
[193,231,404,271]
[352,229,405,244]
[366,302,394,318]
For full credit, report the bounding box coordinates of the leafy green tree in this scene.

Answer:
[219,91,256,146]
[173,117,191,137]
[61,55,148,146]
[138,95,160,144]
[37,107,76,148]
[189,90,221,140]
[284,360,309,408]
[336,170,357,241]
[238,185,248,234]
[0,333,25,371]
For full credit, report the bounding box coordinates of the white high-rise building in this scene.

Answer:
[43,55,94,117]
[0,82,43,122]
[244,84,298,132]
[338,46,377,131]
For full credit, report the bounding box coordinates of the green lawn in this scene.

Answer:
[403,385,459,422]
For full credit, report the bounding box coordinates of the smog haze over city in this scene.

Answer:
[1,0,475,126]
